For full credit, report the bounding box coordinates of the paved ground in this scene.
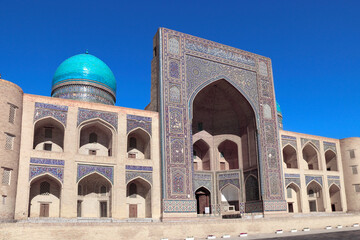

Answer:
[213,227,360,240]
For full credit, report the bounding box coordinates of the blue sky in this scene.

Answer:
[1,0,359,139]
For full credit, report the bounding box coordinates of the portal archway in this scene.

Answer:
[193,139,211,171]
[307,181,324,212]
[220,184,239,212]
[283,145,298,169]
[303,143,320,170]
[285,183,302,213]
[33,117,65,152]
[329,184,342,211]
[325,150,338,171]
[195,187,211,214]
[127,128,151,159]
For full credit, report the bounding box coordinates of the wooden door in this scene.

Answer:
[100,202,107,217]
[309,200,316,212]
[129,204,137,218]
[40,203,49,217]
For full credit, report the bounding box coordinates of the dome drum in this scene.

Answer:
[51,53,117,105]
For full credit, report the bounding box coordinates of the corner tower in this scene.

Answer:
[51,52,116,105]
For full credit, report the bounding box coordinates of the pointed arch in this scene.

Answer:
[307,180,324,212]
[329,183,342,211]
[325,149,338,171]
[283,144,298,169]
[29,174,62,218]
[78,118,115,157]
[126,177,152,218]
[193,138,211,171]
[302,143,321,170]
[127,127,151,159]
[77,171,113,186]
[33,116,65,152]
[245,174,260,201]
[285,182,302,213]
[218,139,239,170]
[195,186,211,214]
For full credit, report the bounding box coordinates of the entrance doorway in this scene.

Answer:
[129,204,137,218]
[195,187,211,214]
[100,202,107,217]
[288,203,294,213]
[40,203,49,217]
[309,200,317,212]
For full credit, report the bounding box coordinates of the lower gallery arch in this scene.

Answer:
[307,181,324,212]
[126,178,152,218]
[195,187,211,214]
[245,175,260,202]
[29,174,61,218]
[285,183,302,213]
[329,184,342,211]
[220,184,239,212]
[77,173,112,218]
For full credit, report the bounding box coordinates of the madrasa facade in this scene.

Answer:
[1,28,359,221]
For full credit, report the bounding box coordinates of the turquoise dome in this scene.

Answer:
[52,53,116,94]
[276,101,282,115]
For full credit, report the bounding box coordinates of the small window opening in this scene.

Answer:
[40,181,50,195]
[8,104,17,124]
[193,150,197,159]
[89,133,97,143]
[89,149,97,155]
[129,137,137,149]
[1,168,11,185]
[2,195,6,205]
[354,184,360,193]
[44,128,52,138]
[4,133,14,150]
[78,185,82,195]
[350,150,356,159]
[100,185,107,196]
[129,183,137,198]
[197,122,203,131]
[352,166,358,175]
[128,153,136,158]
[44,143,52,151]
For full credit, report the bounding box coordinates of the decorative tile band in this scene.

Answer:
[328,175,340,180]
[78,108,118,130]
[218,172,240,180]
[219,179,240,190]
[284,173,300,178]
[263,200,287,212]
[185,39,255,66]
[126,171,152,185]
[281,135,296,140]
[30,158,64,166]
[35,102,68,111]
[29,165,64,183]
[77,164,114,184]
[245,200,264,213]
[328,178,341,188]
[305,175,323,187]
[127,114,152,136]
[34,102,68,126]
[125,165,153,172]
[193,172,212,180]
[163,200,197,213]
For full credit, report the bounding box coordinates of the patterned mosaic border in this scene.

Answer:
[263,200,287,212]
[193,172,213,193]
[125,165,153,171]
[78,108,118,130]
[34,102,68,126]
[163,199,197,213]
[77,164,114,184]
[126,171,152,185]
[30,158,64,166]
[281,135,297,149]
[127,114,152,136]
[327,175,341,188]
[29,165,64,183]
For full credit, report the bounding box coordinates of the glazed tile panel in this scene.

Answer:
[159,28,285,213]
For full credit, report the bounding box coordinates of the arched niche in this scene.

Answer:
[307,180,324,212]
[245,175,260,202]
[193,139,211,171]
[33,117,65,152]
[126,178,152,218]
[325,150,338,171]
[285,183,302,213]
[283,145,298,169]
[329,184,342,211]
[127,128,151,159]
[29,174,61,218]
[77,173,112,218]
[79,120,115,157]
[218,140,239,170]
[303,143,320,170]
[220,184,239,212]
